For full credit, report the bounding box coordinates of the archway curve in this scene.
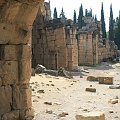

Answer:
[0,0,44,120]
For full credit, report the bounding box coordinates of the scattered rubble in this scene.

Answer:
[109,85,120,89]
[58,112,69,117]
[115,96,119,99]
[31,62,120,120]
[44,101,52,105]
[81,67,90,73]
[33,99,39,102]
[37,90,45,93]
[51,84,55,86]
[46,109,53,114]
[54,102,61,105]
[109,110,114,113]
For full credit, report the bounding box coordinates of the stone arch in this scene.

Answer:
[0,0,44,120]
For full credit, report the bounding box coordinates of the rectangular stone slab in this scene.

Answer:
[76,112,105,120]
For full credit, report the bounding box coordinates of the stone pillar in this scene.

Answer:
[0,0,44,120]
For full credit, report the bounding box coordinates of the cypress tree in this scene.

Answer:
[53,7,58,19]
[109,4,114,40]
[95,15,97,23]
[85,9,88,17]
[101,2,106,38]
[114,12,120,49]
[73,10,77,24]
[60,8,66,19]
[89,8,92,17]
[78,4,84,29]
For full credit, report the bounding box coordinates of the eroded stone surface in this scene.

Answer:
[0,61,18,85]
[0,86,12,116]
[2,111,19,120]
[0,0,44,119]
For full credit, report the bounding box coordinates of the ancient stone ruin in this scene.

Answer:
[0,0,119,120]
[32,2,118,70]
[0,0,44,119]
[32,2,78,70]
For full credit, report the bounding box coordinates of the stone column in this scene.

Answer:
[0,0,44,120]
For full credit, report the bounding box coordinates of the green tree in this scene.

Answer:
[114,12,120,49]
[78,4,84,29]
[87,8,92,17]
[73,10,77,24]
[109,4,114,40]
[95,15,97,22]
[85,9,88,17]
[60,8,66,19]
[101,2,106,38]
[53,7,58,19]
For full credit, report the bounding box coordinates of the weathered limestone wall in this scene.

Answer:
[98,40,117,63]
[78,33,98,65]
[66,27,78,70]
[78,31,117,65]
[46,27,68,69]
[0,0,44,119]
[32,23,78,70]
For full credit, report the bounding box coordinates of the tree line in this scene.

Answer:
[53,2,120,49]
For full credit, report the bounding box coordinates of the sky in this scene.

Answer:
[45,0,120,31]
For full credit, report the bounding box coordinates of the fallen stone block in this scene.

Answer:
[87,76,98,82]
[109,85,120,89]
[76,112,105,120]
[35,64,46,74]
[58,67,73,79]
[98,77,113,85]
[109,99,118,104]
[44,70,57,76]
[85,87,96,92]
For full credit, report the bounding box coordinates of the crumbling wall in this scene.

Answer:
[0,0,44,119]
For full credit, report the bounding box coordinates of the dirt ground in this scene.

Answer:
[30,62,120,120]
